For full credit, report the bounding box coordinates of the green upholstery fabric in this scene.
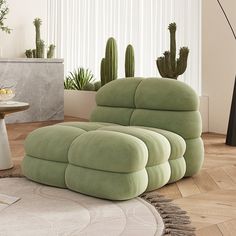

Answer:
[22,155,67,188]
[134,126,186,182]
[69,130,148,173]
[57,121,118,131]
[66,165,148,200]
[135,127,186,160]
[130,110,202,139]
[135,78,199,111]
[146,163,171,191]
[96,78,142,108]
[98,126,171,190]
[91,77,204,176]
[24,126,85,163]
[23,77,204,200]
[168,157,186,183]
[99,126,170,166]
[90,107,133,125]
[184,138,204,176]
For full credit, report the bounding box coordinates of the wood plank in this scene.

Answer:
[223,166,236,183]
[196,225,223,236]
[207,168,236,190]
[193,170,220,192]
[176,177,201,197]
[155,183,182,200]
[218,218,236,236]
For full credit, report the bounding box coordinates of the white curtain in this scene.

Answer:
[47,0,201,94]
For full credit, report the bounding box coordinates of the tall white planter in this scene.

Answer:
[64,90,96,120]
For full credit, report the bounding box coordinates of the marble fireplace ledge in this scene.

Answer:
[0,58,63,63]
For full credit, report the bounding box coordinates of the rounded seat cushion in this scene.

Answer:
[24,126,86,162]
[68,130,148,173]
[134,126,186,183]
[98,126,171,191]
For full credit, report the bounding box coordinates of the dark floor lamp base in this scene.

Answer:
[226,76,236,146]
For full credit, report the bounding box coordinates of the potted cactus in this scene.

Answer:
[156,23,189,79]
[25,18,56,59]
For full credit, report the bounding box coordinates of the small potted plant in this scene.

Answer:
[64,68,99,119]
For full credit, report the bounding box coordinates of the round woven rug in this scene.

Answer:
[0,176,195,235]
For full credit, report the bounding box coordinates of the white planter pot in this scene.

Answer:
[64,90,96,120]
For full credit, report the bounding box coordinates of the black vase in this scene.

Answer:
[226,76,236,146]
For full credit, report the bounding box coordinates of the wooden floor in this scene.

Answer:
[4,118,236,236]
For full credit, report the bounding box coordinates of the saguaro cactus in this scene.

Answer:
[156,23,189,79]
[47,44,56,58]
[33,18,42,58]
[125,44,135,77]
[105,37,118,83]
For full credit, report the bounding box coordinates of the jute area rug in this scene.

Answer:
[0,169,195,235]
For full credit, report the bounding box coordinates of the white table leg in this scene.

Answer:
[0,118,13,170]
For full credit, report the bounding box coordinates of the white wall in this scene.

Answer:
[202,0,236,134]
[0,0,47,58]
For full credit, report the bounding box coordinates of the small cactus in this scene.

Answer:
[25,49,33,58]
[156,22,189,79]
[47,44,56,58]
[82,83,95,91]
[125,44,135,77]
[94,81,101,91]
[100,58,106,86]
[32,49,36,58]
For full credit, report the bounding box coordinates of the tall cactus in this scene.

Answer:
[33,18,42,58]
[100,58,106,86]
[125,44,135,77]
[38,40,45,58]
[105,37,118,83]
[156,23,189,79]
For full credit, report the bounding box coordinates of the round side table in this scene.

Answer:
[0,102,29,170]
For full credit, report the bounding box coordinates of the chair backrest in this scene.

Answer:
[90,77,201,140]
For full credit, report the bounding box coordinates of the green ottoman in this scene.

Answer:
[22,124,171,200]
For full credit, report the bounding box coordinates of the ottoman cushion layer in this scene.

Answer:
[22,156,67,188]
[99,126,171,191]
[66,166,148,200]
[68,130,148,173]
[136,127,186,183]
[22,126,86,188]
[24,126,86,162]
[67,130,149,200]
